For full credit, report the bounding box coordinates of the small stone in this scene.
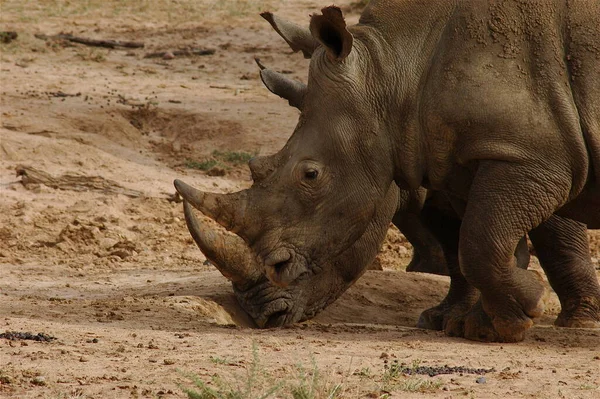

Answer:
[0,375,13,384]
[207,166,226,176]
[99,237,119,249]
[32,376,46,386]
[476,376,486,384]
[163,359,176,365]
[397,245,409,256]
[172,141,181,152]
[162,51,175,60]
[379,352,389,359]
[79,356,89,362]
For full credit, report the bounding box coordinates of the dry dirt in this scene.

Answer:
[1,1,599,398]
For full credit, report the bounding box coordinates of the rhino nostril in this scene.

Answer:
[264,249,296,286]
[265,248,292,269]
[272,260,291,271]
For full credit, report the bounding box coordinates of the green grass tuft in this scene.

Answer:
[185,159,218,171]
[185,150,256,171]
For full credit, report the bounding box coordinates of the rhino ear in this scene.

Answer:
[261,12,318,59]
[255,58,306,110]
[309,6,353,61]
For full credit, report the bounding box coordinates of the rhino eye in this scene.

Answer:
[304,169,318,180]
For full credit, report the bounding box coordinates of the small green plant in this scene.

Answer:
[185,150,256,172]
[180,344,349,399]
[185,159,218,171]
[212,150,255,166]
[180,342,282,399]
[381,359,443,394]
[209,356,228,365]
[396,377,443,393]
[209,356,239,366]
[290,360,343,399]
[383,359,422,380]
[353,367,372,378]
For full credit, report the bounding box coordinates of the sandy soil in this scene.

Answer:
[1,1,599,398]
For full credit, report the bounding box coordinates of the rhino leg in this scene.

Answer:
[415,195,532,331]
[393,191,448,276]
[415,199,478,330]
[456,163,571,343]
[529,215,600,328]
[398,190,530,277]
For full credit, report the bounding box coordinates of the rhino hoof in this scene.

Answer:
[460,301,532,343]
[554,296,600,328]
[417,308,445,330]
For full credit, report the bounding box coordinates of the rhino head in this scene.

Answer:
[178,184,397,327]
[175,6,401,327]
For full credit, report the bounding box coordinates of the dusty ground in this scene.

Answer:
[1,1,599,398]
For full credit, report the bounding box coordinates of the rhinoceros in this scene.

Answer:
[176,0,600,342]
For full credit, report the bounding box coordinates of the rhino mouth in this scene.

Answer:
[234,286,303,328]
[258,299,297,328]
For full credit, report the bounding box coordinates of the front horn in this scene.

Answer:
[183,201,260,285]
[174,179,248,235]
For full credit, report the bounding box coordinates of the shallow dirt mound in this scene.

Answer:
[126,107,244,147]
[124,106,253,175]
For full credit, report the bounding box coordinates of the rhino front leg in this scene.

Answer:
[529,215,600,328]
[400,216,448,276]
[393,189,448,276]
[415,196,530,332]
[415,198,478,330]
[456,162,570,342]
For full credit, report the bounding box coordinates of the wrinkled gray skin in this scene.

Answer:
[180,184,398,328]
[176,1,600,341]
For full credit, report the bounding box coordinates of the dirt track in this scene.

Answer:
[1,1,599,398]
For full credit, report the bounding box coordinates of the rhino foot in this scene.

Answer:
[416,306,445,330]
[441,300,535,343]
[555,296,600,328]
[444,270,547,342]
[417,299,475,331]
[406,256,449,276]
[462,301,534,342]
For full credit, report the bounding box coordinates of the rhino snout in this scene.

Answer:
[264,248,308,287]
[255,299,297,328]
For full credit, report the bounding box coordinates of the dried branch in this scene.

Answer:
[16,165,144,198]
[143,48,215,58]
[35,33,144,49]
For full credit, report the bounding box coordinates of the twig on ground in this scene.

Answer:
[34,33,144,49]
[143,48,215,58]
[16,165,145,198]
[48,91,81,98]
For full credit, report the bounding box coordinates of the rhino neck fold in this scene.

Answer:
[358,0,457,190]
